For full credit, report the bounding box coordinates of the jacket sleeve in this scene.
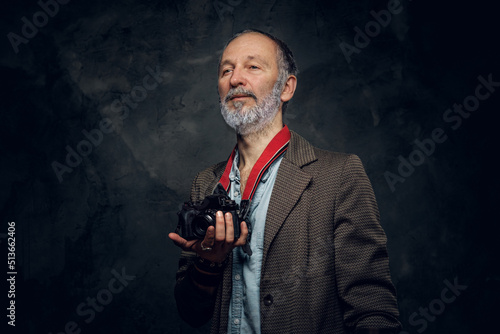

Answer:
[173,250,218,327]
[333,154,401,332]
[173,171,219,328]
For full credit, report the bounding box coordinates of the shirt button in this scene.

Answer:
[234,274,241,281]
[234,319,240,325]
[234,190,240,197]
[263,294,273,306]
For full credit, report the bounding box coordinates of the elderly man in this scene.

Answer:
[169,29,401,334]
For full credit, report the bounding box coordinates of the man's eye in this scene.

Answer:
[250,65,259,69]
[222,69,232,75]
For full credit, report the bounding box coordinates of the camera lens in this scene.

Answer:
[192,213,216,238]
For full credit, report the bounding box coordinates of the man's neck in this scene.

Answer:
[236,115,284,172]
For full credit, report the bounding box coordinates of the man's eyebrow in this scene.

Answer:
[246,55,271,67]
[219,59,232,69]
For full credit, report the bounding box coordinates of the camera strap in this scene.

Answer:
[219,124,291,205]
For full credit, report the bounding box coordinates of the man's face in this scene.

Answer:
[218,33,283,135]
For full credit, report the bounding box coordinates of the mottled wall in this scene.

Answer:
[1,0,498,333]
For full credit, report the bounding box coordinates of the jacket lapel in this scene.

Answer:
[262,131,317,263]
[207,165,225,197]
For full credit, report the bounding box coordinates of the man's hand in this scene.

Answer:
[168,211,249,263]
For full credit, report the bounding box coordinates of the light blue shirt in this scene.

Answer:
[227,149,283,334]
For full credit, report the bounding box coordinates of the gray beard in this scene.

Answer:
[220,77,284,136]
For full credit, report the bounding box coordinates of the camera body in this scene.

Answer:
[177,194,241,240]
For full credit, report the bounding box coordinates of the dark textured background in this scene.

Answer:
[1,0,498,333]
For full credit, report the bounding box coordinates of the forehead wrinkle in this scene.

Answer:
[218,33,279,72]
[220,54,272,68]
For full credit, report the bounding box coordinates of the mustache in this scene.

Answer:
[224,87,257,103]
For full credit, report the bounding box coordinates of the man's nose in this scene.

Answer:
[229,66,247,87]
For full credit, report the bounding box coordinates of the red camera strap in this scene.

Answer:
[219,125,291,202]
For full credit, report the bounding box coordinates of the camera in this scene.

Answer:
[176,194,242,240]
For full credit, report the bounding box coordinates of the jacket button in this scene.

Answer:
[263,294,273,306]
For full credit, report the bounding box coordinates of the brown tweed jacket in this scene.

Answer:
[174,130,400,333]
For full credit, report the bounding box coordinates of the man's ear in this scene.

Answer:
[281,75,297,103]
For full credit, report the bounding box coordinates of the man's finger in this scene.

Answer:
[233,221,248,246]
[168,232,186,246]
[201,226,216,248]
[215,211,226,242]
[168,232,196,251]
[224,212,235,244]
